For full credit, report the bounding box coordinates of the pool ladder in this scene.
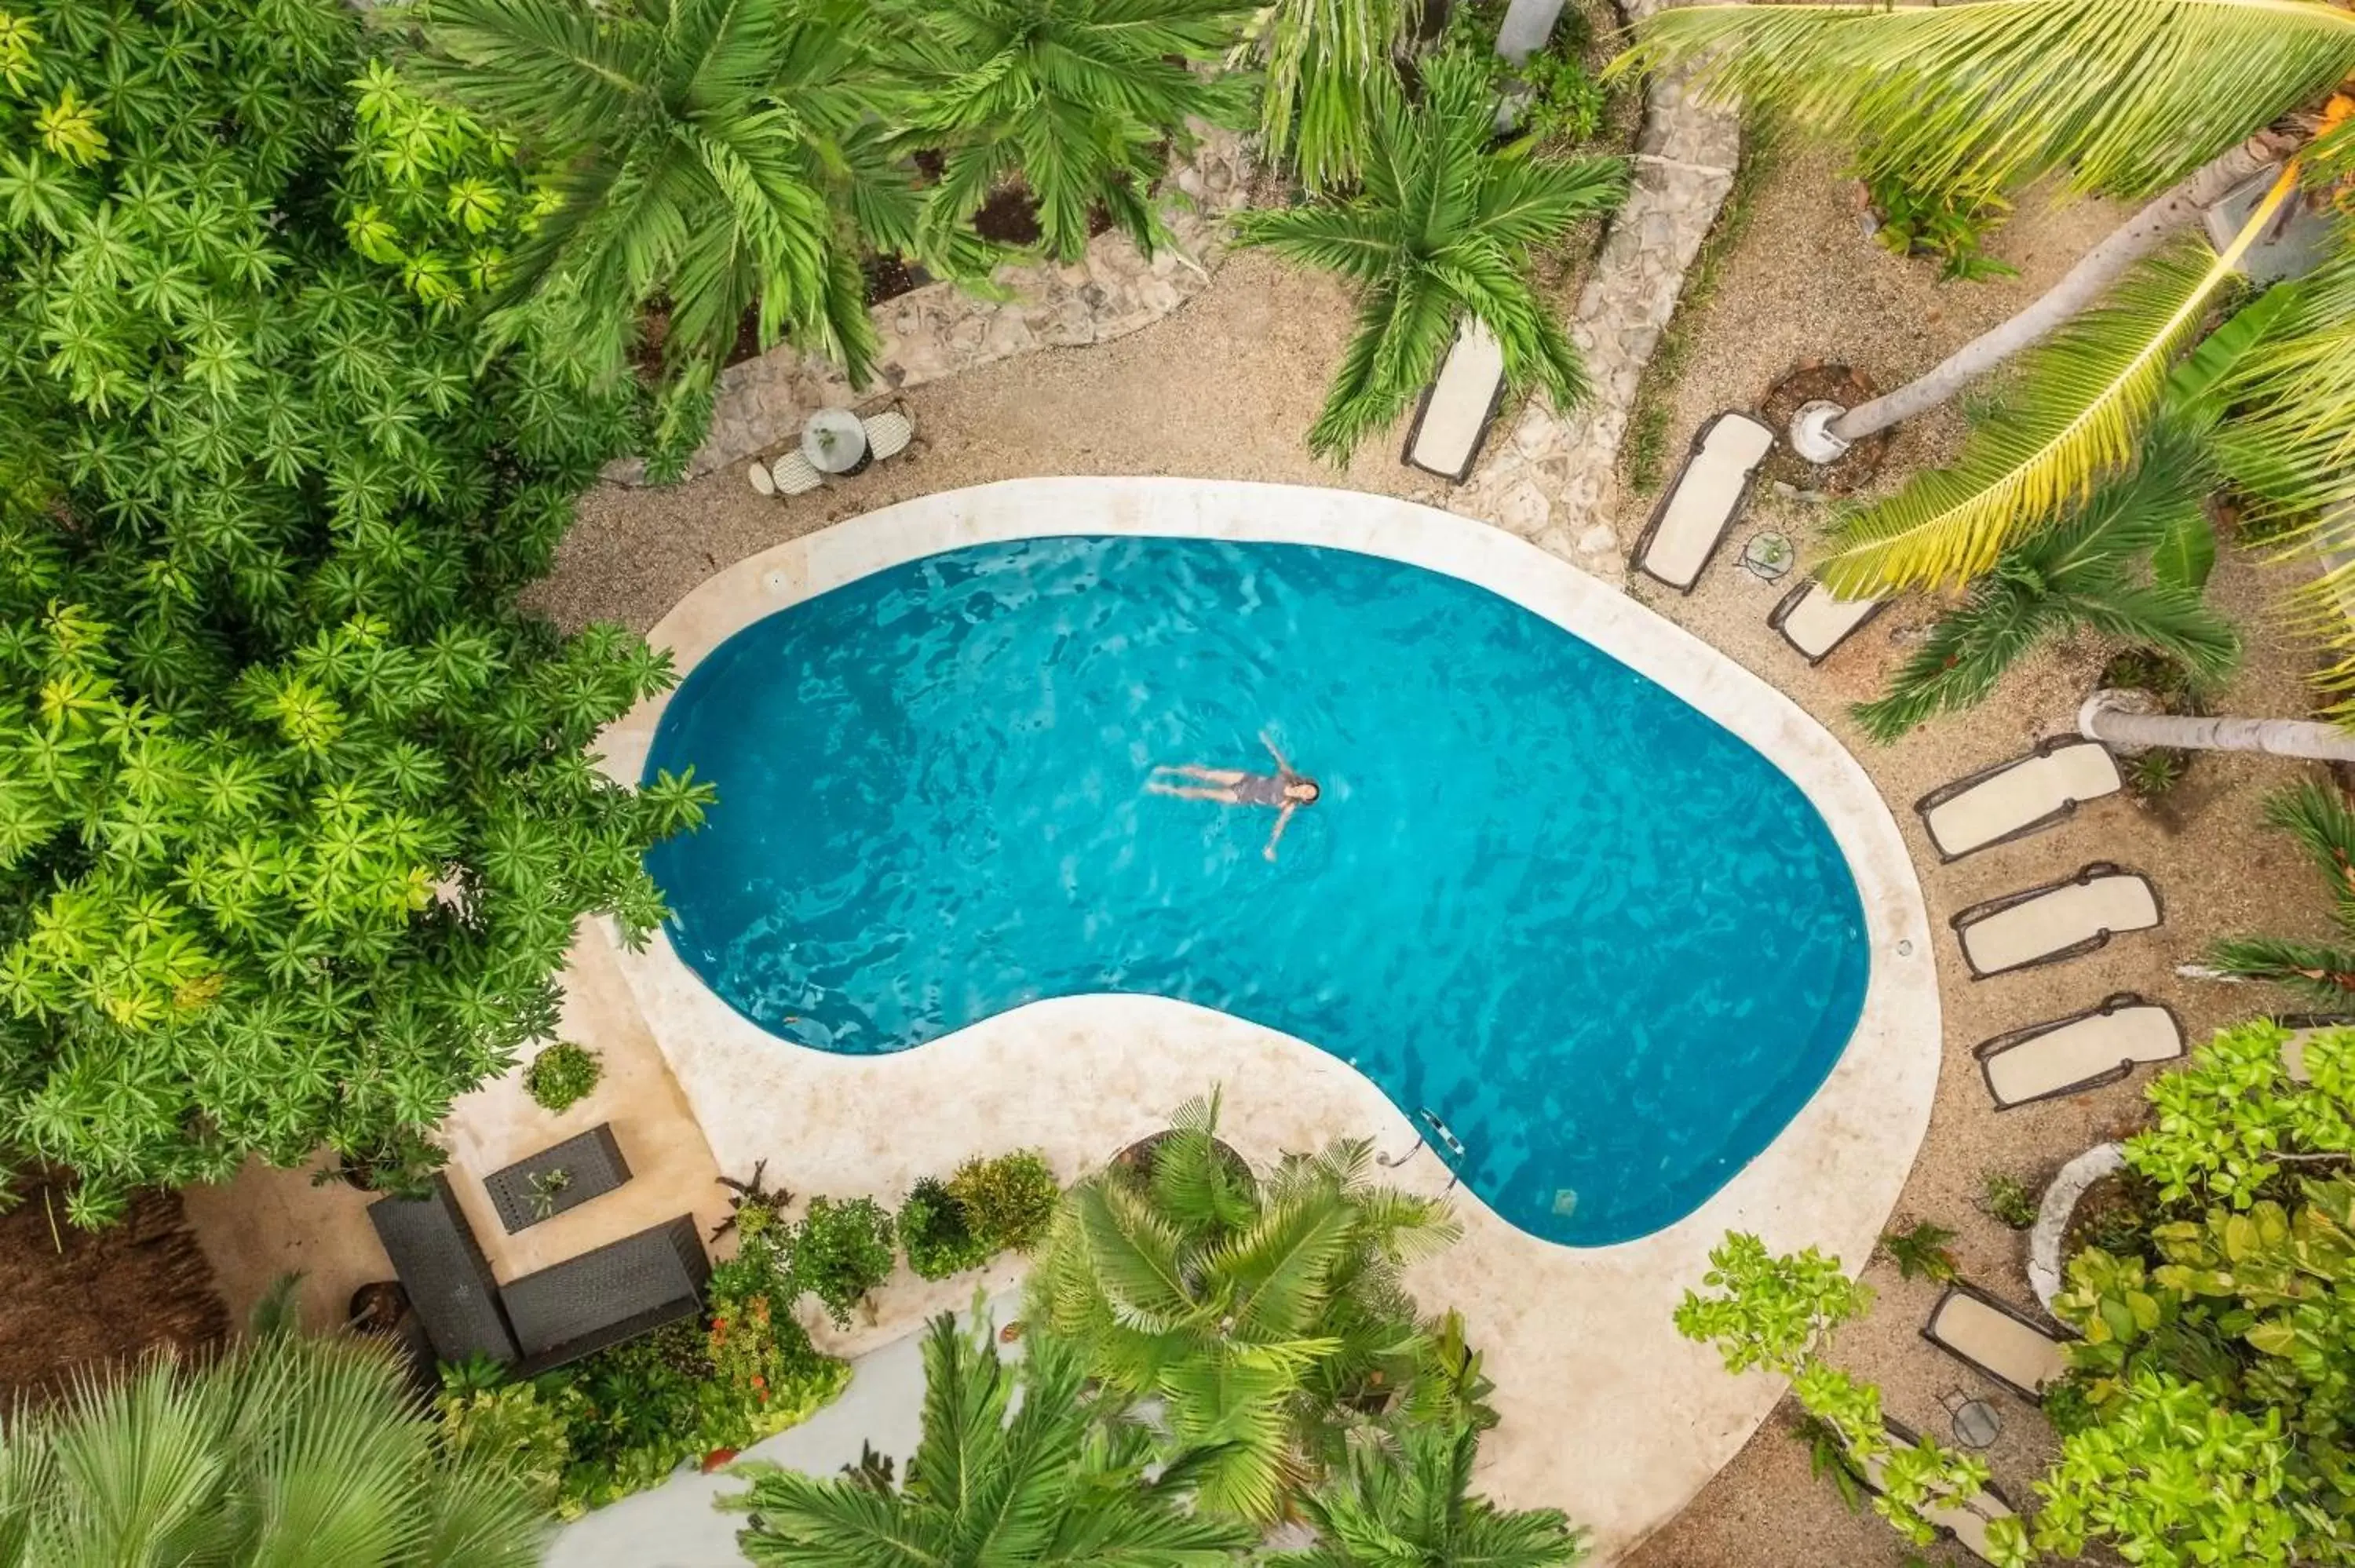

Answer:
[1378,1107,1466,1191]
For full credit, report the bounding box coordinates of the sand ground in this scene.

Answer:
[527,144,2336,1568]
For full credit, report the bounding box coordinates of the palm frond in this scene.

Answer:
[1819,176,2291,596]
[1613,0,2355,201]
[2209,936,2355,1007]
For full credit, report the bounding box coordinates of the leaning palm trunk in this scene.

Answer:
[1819,141,2287,449]
[2079,689,2355,760]
[1496,0,1566,64]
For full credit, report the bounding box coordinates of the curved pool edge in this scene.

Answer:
[590,478,1940,1560]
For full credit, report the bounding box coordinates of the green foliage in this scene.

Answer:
[1981,1171,2040,1230]
[437,1376,584,1511]
[898,1175,991,1281]
[1864,168,2015,283]
[1268,1419,1588,1568]
[2123,1019,2355,1208]
[0,0,707,1213]
[1849,428,2238,742]
[1506,50,1611,151]
[1243,0,1418,193]
[524,1041,602,1114]
[552,1294,848,1517]
[2123,748,2189,800]
[2214,786,2355,1009]
[1033,1088,1459,1521]
[1674,1231,1871,1377]
[887,0,1258,264]
[1879,1220,1959,1283]
[1397,1307,1501,1436]
[792,1194,896,1329]
[2,1327,544,1563]
[724,1309,1257,1566]
[1232,48,1628,463]
[947,1147,1061,1252]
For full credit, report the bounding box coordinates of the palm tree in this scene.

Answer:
[2212,780,2355,1005]
[405,0,915,390]
[2076,696,2355,762]
[1610,0,2355,645]
[1239,0,1420,194]
[722,1311,1254,1567]
[1851,429,2240,742]
[1232,48,1627,462]
[882,0,1258,264]
[1031,1090,1461,1522]
[1268,1420,1587,1568]
[0,1329,544,1564]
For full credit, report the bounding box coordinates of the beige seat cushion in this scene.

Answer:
[1982,1004,2182,1107]
[1857,1428,2019,1564]
[1924,742,2122,859]
[1960,873,2158,977]
[1408,319,1506,478]
[1779,581,1881,658]
[1928,1291,2067,1395]
[1639,414,1775,589]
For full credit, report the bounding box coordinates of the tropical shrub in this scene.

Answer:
[437,1375,585,1511]
[791,1194,896,1328]
[0,0,707,1223]
[1269,1417,1588,1568]
[1863,168,2015,282]
[2121,1018,2355,1207]
[524,1042,603,1114]
[1241,0,1420,192]
[898,1175,991,1280]
[1981,1171,2041,1230]
[2214,785,2355,1010]
[1675,1233,2028,1563]
[947,1147,1061,1252]
[1879,1219,1959,1282]
[1232,48,1627,462]
[724,1309,1257,1566]
[5,1327,545,1563]
[1033,1089,1459,1520]
[885,0,1258,264]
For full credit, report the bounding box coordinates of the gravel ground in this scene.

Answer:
[539,144,2342,1568]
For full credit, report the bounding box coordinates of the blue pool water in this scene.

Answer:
[644,536,1868,1245]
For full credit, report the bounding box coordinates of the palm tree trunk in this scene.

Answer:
[1822,141,2285,447]
[2079,689,2355,761]
[1495,0,1564,64]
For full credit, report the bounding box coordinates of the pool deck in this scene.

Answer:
[588,478,1941,1559]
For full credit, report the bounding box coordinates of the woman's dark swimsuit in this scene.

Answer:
[1233,771,1304,807]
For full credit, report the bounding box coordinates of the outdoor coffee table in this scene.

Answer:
[802,407,870,475]
[483,1123,630,1234]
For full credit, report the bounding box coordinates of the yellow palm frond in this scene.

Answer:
[1612,0,2355,201]
[1818,168,2295,596]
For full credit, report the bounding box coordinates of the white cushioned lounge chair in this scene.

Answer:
[1859,1420,2022,1564]
[1769,578,1885,664]
[1918,737,2123,862]
[1952,862,2160,979]
[1922,1283,2069,1402]
[864,406,915,461]
[1973,994,2184,1110]
[769,450,823,496]
[1632,411,1776,592]
[1403,319,1507,483]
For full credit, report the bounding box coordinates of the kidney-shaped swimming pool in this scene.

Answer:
[642,534,1869,1246]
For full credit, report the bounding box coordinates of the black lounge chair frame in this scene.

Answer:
[1920,1281,2068,1405]
[367,1173,520,1365]
[1971,992,2184,1110]
[1767,575,1889,665]
[1399,359,1510,483]
[502,1213,710,1375]
[1913,735,2122,864]
[1629,410,1776,594]
[1948,860,2163,980]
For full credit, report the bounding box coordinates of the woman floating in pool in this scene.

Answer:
[1148,731,1320,862]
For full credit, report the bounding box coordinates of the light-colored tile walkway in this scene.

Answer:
[576,476,1941,1561]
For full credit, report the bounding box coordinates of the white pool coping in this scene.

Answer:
[593,478,1939,1559]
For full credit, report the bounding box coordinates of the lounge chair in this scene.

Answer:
[769,450,823,496]
[864,406,915,462]
[1769,578,1886,664]
[1916,737,2123,862]
[1922,1282,2068,1403]
[1858,1418,2022,1564]
[1952,862,2160,979]
[1973,994,2185,1110]
[1402,319,1506,483]
[2277,1014,2355,1083]
[1631,411,1776,592]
